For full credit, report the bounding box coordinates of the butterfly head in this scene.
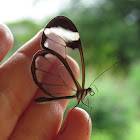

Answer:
[86,87,95,96]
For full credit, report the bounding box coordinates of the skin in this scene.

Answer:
[0,24,92,140]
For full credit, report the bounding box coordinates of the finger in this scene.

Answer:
[0,24,13,62]
[56,107,92,140]
[10,56,80,140]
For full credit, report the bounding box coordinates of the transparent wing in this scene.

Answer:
[31,49,80,98]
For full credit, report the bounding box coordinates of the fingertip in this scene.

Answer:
[0,24,14,62]
[17,29,43,57]
[56,107,92,140]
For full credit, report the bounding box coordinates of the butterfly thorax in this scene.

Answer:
[76,87,92,103]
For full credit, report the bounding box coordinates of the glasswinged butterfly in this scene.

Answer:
[31,16,122,132]
[31,16,95,104]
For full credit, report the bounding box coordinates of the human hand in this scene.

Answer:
[0,24,92,140]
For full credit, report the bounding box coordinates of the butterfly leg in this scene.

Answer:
[82,98,92,135]
[60,103,79,134]
[82,98,92,117]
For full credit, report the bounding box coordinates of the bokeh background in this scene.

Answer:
[1,0,140,139]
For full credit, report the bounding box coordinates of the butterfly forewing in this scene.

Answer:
[41,16,80,50]
[41,16,85,88]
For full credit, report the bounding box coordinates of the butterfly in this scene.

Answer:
[31,16,122,134]
[31,16,121,112]
[31,16,96,105]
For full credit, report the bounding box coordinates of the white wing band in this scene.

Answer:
[44,27,80,42]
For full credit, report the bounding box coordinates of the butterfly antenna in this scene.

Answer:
[89,61,124,87]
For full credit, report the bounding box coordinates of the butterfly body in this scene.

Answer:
[76,88,93,104]
[34,82,93,103]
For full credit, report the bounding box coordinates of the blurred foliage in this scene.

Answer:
[2,0,140,140]
[60,0,140,74]
[66,61,140,140]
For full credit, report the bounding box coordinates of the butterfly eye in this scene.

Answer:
[90,91,95,96]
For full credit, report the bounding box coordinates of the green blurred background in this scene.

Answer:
[1,0,140,139]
